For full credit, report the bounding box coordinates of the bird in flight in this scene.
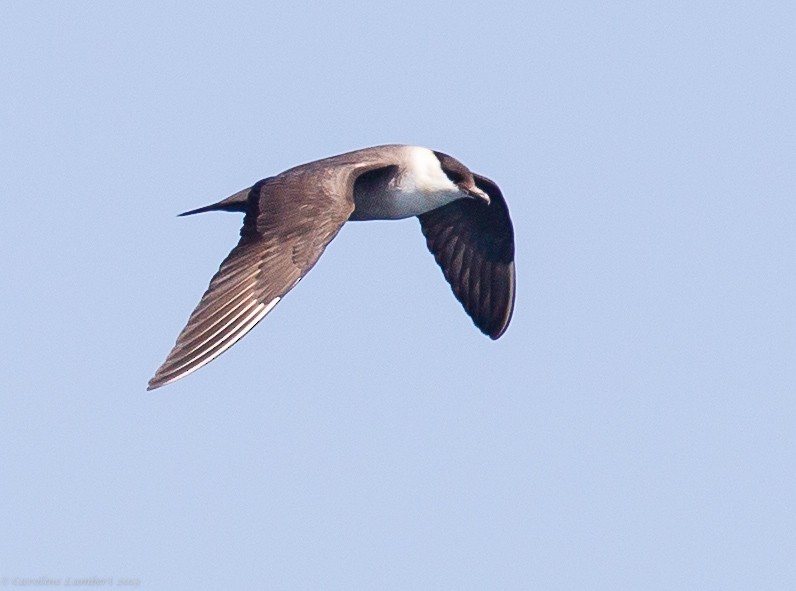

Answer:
[148,145,515,389]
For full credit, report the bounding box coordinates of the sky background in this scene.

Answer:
[2,2,795,589]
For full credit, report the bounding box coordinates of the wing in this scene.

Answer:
[418,174,515,339]
[148,173,355,390]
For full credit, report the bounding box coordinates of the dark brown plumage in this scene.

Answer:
[419,174,515,339]
[149,145,515,389]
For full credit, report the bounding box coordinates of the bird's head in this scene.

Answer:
[432,150,490,205]
[389,146,491,216]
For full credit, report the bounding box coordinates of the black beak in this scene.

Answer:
[467,186,491,205]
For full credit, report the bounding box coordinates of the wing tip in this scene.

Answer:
[147,296,281,389]
[479,260,516,340]
[487,324,509,340]
[146,368,184,391]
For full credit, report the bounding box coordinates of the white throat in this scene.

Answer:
[352,146,463,221]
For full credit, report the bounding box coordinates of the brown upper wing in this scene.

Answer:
[148,171,356,390]
[418,174,515,339]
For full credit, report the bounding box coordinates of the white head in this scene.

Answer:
[401,146,491,205]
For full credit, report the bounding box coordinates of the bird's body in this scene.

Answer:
[349,145,468,219]
[148,145,515,390]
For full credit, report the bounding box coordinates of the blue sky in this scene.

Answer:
[2,2,794,589]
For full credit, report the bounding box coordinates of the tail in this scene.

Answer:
[179,187,252,216]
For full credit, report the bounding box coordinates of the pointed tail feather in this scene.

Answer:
[179,187,252,216]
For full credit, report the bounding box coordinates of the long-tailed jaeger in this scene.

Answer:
[148,145,515,390]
